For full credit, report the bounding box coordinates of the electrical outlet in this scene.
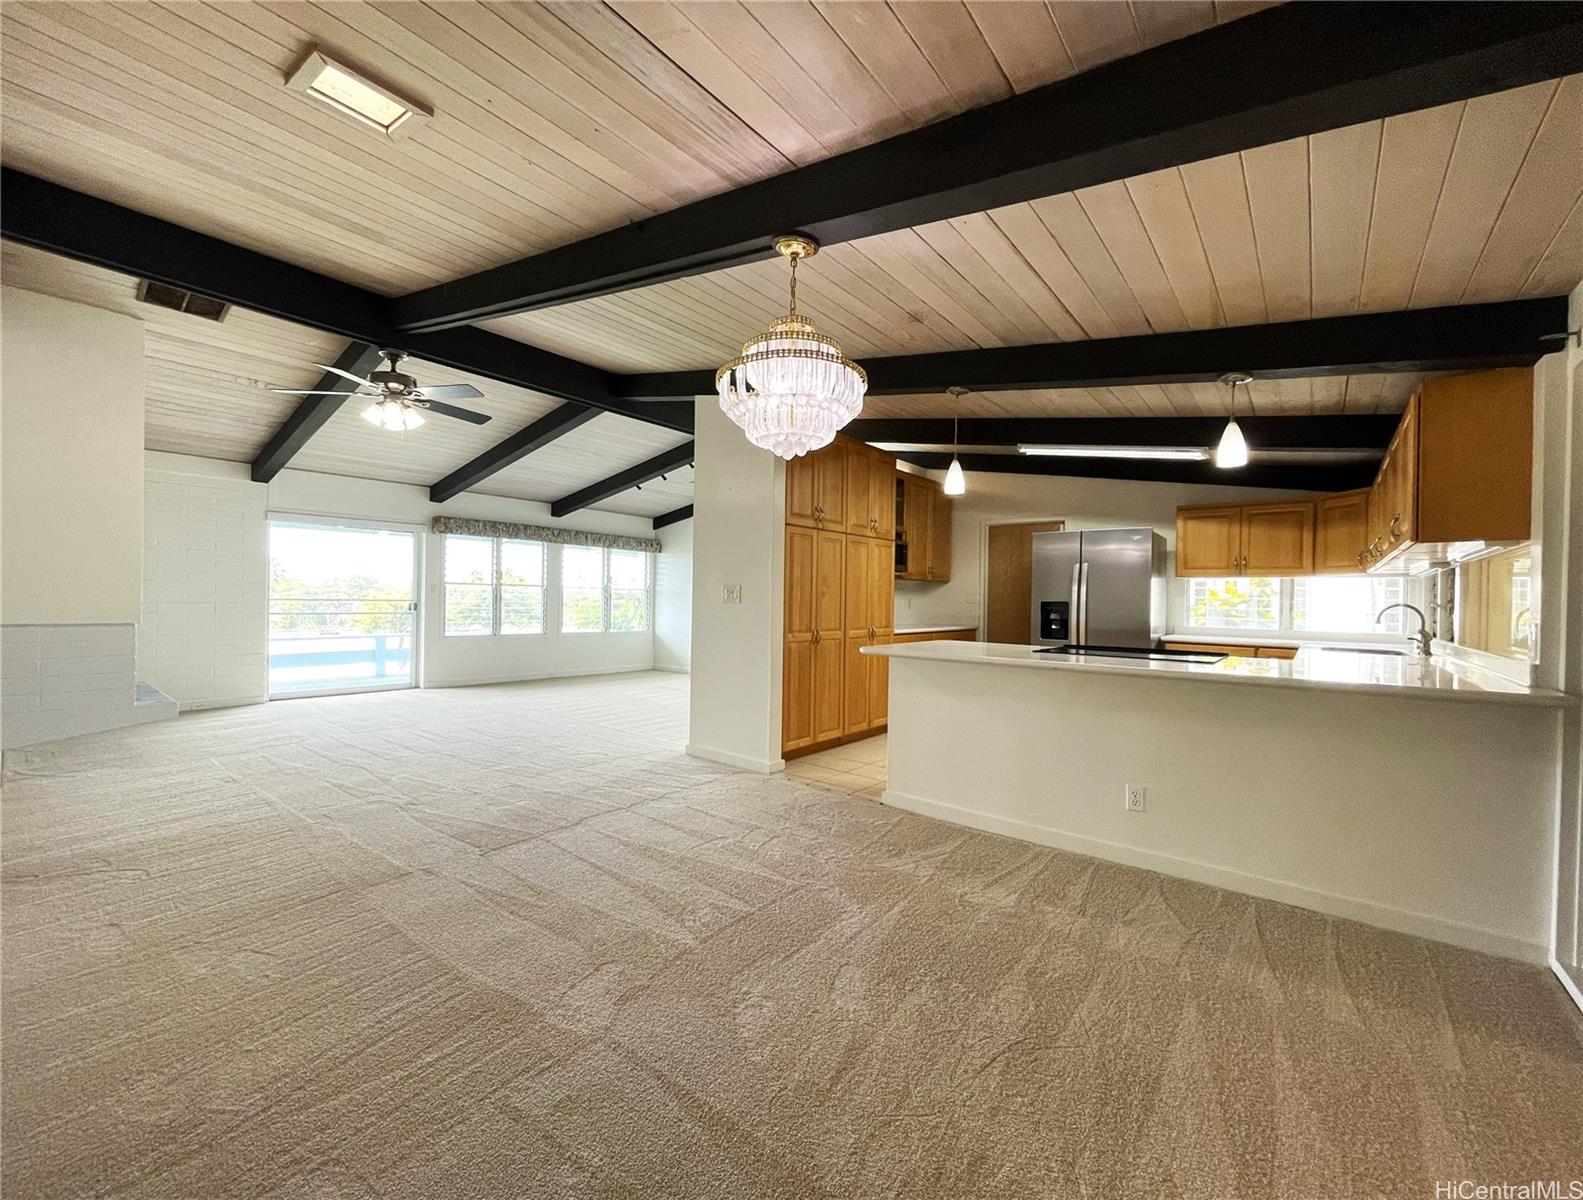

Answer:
[1124,783,1146,812]
[722,584,743,605]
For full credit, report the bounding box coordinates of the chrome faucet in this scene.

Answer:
[1377,603,1432,657]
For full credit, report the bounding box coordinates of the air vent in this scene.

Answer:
[136,280,229,322]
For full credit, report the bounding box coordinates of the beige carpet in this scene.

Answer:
[3,671,1580,1198]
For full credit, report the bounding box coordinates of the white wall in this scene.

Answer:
[1,288,145,624]
[893,469,1311,630]
[1532,281,1583,1004]
[884,656,1561,962]
[654,517,692,672]
[143,453,659,701]
[141,458,268,709]
[687,397,784,772]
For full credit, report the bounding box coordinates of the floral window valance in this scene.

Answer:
[430,516,661,555]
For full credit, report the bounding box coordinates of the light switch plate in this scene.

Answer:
[722,584,743,604]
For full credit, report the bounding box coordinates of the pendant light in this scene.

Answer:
[1215,372,1251,468]
[943,386,967,495]
[715,236,867,459]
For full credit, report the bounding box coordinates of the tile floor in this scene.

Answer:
[783,733,887,797]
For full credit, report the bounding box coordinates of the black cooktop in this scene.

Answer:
[1035,643,1228,664]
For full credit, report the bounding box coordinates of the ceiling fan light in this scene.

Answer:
[943,456,966,495]
[364,398,423,432]
[1215,417,1249,468]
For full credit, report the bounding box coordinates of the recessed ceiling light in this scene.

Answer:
[285,49,432,137]
[1017,445,1212,461]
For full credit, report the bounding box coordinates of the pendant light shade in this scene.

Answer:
[715,237,867,460]
[362,397,424,431]
[1214,373,1252,469]
[944,457,966,495]
[943,389,967,495]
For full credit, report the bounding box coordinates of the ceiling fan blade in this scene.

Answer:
[415,383,485,402]
[269,388,366,396]
[313,363,379,388]
[422,400,492,425]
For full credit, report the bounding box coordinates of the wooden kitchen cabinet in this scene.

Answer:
[782,436,901,756]
[1175,506,1244,576]
[1364,368,1531,574]
[1241,502,1314,575]
[842,536,894,737]
[786,439,846,531]
[896,471,952,582]
[1315,489,1370,574]
[783,526,846,752]
[1176,502,1313,577]
[926,485,953,581]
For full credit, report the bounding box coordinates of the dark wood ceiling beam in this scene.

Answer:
[653,504,693,530]
[251,341,385,483]
[612,297,1568,399]
[551,441,696,518]
[390,2,1583,331]
[848,415,1401,450]
[894,452,1376,493]
[429,403,603,503]
[0,169,691,434]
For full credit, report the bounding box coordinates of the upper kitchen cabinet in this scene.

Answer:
[785,438,846,531]
[1315,489,1371,574]
[1175,506,1244,576]
[895,471,953,582]
[1176,502,1314,577]
[842,440,895,540]
[1364,368,1532,574]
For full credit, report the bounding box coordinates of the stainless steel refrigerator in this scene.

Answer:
[1029,528,1166,647]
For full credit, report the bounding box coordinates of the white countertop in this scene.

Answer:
[893,624,978,635]
[861,638,1573,708]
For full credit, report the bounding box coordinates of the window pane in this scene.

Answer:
[444,583,493,635]
[444,534,493,585]
[500,585,544,635]
[610,589,649,632]
[561,546,605,632]
[500,539,544,587]
[1184,577,1280,630]
[609,549,647,590]
[1291,576,1407,634]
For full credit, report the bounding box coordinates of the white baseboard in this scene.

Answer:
[1551,957,1583,1015]
[181,696,268,712]
[881,786,1547,965]
[653,664,690,674]
[686,743,784,774]
[423,665,655,689]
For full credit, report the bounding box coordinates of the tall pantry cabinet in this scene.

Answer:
[783,436,896,756]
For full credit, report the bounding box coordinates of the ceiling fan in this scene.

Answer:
[270,349,492,431]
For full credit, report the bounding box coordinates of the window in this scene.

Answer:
[559,546,653,634]
[443,535,494,636]
[443,534,547,636]
[499,539,546,635]
[609,549,650,632]
[561,545,606,633]
[1185,575,1414,636]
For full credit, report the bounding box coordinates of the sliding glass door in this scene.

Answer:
[268,519,419,698]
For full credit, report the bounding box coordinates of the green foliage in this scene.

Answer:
[1188,576,1277,629]
[270,568,412,635]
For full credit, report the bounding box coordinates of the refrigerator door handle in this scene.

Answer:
[1069,562,1082,644]
[1078,561,1091,644]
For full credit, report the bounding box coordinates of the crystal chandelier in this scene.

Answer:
[716,236,867,459]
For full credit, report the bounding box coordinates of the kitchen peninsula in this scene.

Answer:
[863,637,1571,963]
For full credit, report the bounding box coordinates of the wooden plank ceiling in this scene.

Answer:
[3,1,1580,443]
[0,242,690,518]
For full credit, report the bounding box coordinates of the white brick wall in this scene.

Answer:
[139,469,268,710]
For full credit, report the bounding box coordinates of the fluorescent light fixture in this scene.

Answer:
[1017,444,1211,461]
[286,50,432,136]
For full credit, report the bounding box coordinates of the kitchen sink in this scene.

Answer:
[1318,646,1409,657]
